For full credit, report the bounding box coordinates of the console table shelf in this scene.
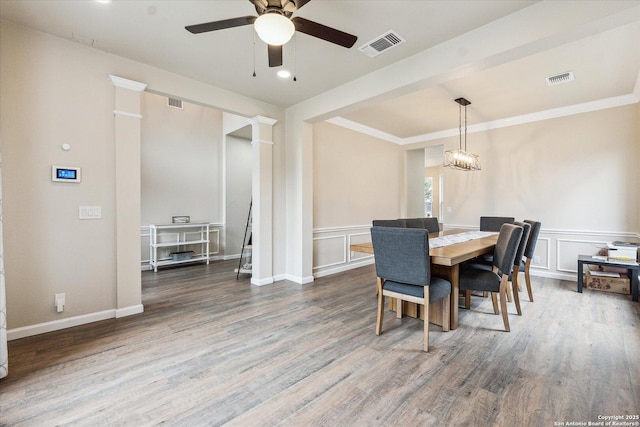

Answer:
[577,255,639,302]
[149,223,210,272]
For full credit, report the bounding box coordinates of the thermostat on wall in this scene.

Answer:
[52,165,81,183]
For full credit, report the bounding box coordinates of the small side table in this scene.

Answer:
[577,255,639,302]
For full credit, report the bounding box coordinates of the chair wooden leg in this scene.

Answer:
[464,290,471,309]
[423,286,430,352]
[517,271,523,291]
[491,292,499,314]
[396,298,403,318]
[512,266,522,315]
[499,276,511,332]
[442,294,450,332]
[506,284,513,302]
[525,258,534,302]
[376,279,384,335]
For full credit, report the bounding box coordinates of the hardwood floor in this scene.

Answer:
[1,260,639,426]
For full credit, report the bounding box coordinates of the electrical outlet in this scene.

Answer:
[54,293,65,313]
[533,256,541,264]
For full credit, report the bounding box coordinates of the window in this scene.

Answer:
[424,176,433,217]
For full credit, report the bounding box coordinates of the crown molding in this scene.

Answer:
[325,117,404,144]
[329,93,639,146]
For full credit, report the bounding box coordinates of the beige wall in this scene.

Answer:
[405,149,424,218]
[1,22,118,328]
[225,135,252,257]
[312,122,402,276]
[313,122,403,228]
[141,93,223,226]
[430,104,639,232]
[0,21,283,333]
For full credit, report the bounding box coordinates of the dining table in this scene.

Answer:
[350,228,499,330]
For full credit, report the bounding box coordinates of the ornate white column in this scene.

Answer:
[109,75,147,316]
[249,116,276,286]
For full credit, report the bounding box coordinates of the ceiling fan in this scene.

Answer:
[185,0,358,68]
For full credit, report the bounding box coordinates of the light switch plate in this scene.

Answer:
[79,206,101,219]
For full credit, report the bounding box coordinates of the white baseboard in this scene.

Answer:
[8,304,145,340]
[284,274,314,284]
[530,269,576,282]
[314,258,375,278]
[8,309,116,340]
[251,276,275,286]
[116,304,144,318]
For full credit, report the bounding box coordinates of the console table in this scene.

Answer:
[577,255,639,302]
[149,223,210,272]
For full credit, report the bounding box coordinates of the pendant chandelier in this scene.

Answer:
[444,97,481,171]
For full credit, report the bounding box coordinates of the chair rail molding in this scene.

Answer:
[312,224,638,282]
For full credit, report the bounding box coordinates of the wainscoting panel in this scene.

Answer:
[313,235,347,270]
[556,238,609,273]
[313,226,373,278]
[530,237,551,271]
[348,232,373,262]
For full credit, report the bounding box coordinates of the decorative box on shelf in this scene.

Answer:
[607,242,638,261]
[583,270,630,295]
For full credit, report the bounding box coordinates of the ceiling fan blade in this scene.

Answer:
[291,17,357,48]
[186,16,257,34]
[268,44,283,67]
[294,0,311,9]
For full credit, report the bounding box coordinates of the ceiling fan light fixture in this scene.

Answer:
[254,13,295,46]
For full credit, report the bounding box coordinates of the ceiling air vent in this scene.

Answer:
[358,30,405,58]
[167,97,183,109]
[546,71,575,86]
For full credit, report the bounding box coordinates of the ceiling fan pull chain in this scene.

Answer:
[293,33,297,82]
[252,30,257,77]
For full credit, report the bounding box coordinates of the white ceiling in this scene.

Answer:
[1,0,639,140]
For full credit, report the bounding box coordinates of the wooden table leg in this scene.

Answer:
[431,264,459,330]
[449,265,459,330]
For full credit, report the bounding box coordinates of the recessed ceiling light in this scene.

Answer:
[277,70,291,79]
[95,0,112,4]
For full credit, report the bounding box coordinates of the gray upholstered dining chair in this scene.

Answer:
[480,216,515,232]
[372,219,407,227]
[507,221,531,313]
[477,216,516,267]
[459,223,523,332]
[521,220,542,302]
[371,226,451,352]
[404,217,440,233]
[463,221,530,313]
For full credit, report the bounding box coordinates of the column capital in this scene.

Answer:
[109,75,147,92]
[249,115,278,126]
